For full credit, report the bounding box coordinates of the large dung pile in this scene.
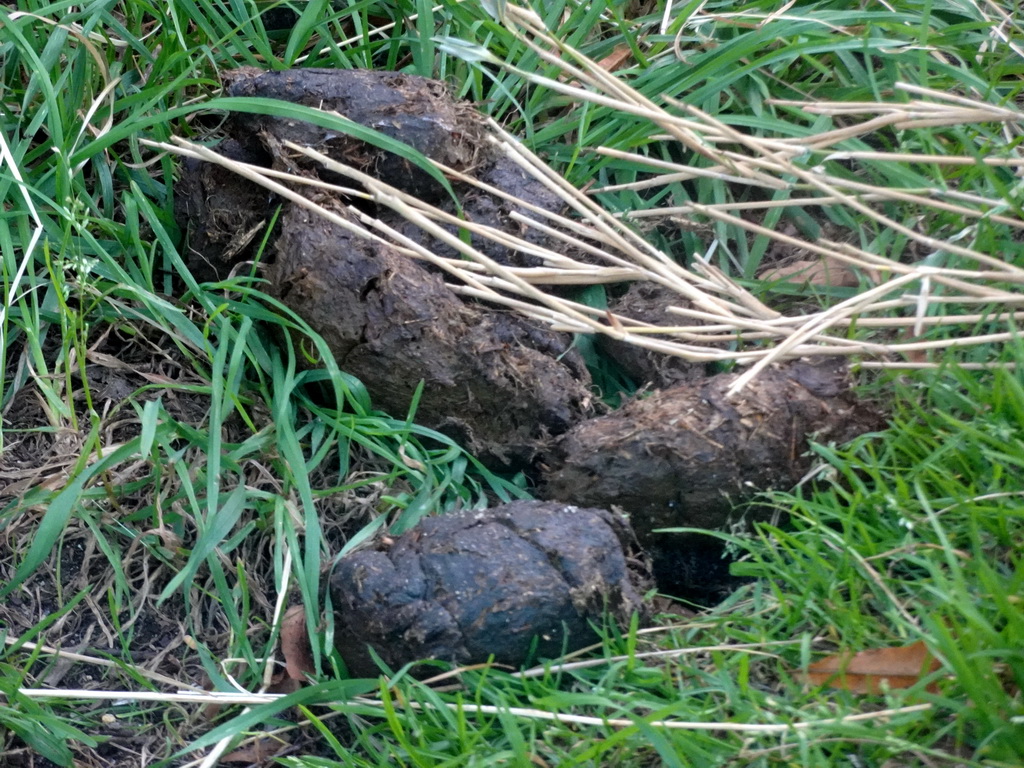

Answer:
[176,67,886,616]
[219,67,570,270]
[330,501,651,677]
[177,68,596,466]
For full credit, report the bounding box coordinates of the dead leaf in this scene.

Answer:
[800,640,941,694]
[221,737,289,764]
[560,44,635,85]
[266,671,303,696]
[897,327,929,364]
[399,443,427,472]
[758,257,859,288]
[650,595,698,619]
[280,605,316,681]
[595,44,633,73]
[196,672,224,721]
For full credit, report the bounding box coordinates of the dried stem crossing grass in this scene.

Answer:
[143,2,1024,393]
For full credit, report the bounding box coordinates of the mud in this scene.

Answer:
[329,500,651,677]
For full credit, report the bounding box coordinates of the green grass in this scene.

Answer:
[1,0,1022,765]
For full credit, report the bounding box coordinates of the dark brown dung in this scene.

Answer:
[226,67,490,201]
[539,357,881,541]
[181,68,575,278]
[329,501,651,677]
[378,152,570,269]
[599,281,711,388]
[269,200,592,466]
[175,138,272,282]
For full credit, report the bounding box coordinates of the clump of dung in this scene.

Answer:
[269,199,592,467]
[538,358,883,596]
[329,500,651,677]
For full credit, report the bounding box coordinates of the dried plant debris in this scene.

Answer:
[378,152,570,270]
[538,357,882,554]
[600,282,712,388]
[179,67,575,279]
[329,501,651,677]
[269,200,592,466]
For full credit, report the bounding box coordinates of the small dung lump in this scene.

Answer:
[329,501,651,677]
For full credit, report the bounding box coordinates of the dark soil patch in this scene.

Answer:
[1,323,200,503]
[0,517,198,766]
[0,331,278,766]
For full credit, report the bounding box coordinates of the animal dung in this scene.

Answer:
[329,501,651,677]
[268,199,592,467]
[540,357,880,541]
[175,67,887,612]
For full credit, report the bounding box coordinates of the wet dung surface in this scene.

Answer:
[329,500,651,677]
[378,152,571,270]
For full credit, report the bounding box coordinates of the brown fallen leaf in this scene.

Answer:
[266,671,302,696]
[221,737,290,764]
[280,605,316,681]
[758,257,859,288]
[800,640,941,694]
[595,44,634,73]
[896,327,929,364]
[560,44,635,86]
[650,595,698,619]
[197,673,222,721]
